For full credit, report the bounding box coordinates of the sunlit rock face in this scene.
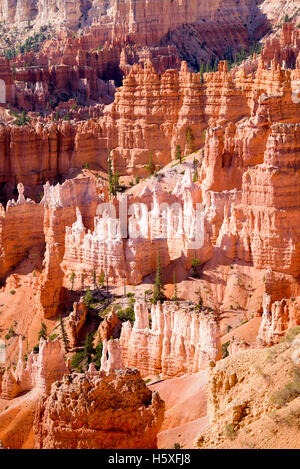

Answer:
[34,368,165,449]
[116,301,222,378]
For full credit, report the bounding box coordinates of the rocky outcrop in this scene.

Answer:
[257,293,300,345]
[0,1,269,61]
[117,301,221,378]
[65,297,88,348]
[61,167,207,285]
[196,330,300,448]
[34,368,165,449]
[0,336,67,399]
[38,178,98,318]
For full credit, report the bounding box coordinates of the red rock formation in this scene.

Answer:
[0,336,67,399]
[118,301,221,378]
[257,293,300,345]
[34,368,164,449]
[65,297,88,348]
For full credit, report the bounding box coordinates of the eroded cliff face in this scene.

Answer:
[34,368,165,449]
[0,0,268,52]
[117,301,222,378]
[196,329,300,448]
[0,336,67,399]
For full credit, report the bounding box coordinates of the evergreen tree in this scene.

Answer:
[59,316,70,352]
[175,144,182,163]
[172,272,178,302]
[98,272,105,288]
[81,273,85,290]
[84,288,94,307]
[151,251,166,305]
[192,158,199,182]
[107,151,114,195]
[113,170,120,193]
[146,150,155,175]
[195,288,203,311]
[83,332,95,364]
[93,268,97,290]
[185,127,194,155]
[70,271,76,291]
[38,321,47,341]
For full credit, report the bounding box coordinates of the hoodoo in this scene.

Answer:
[0,0,300,451]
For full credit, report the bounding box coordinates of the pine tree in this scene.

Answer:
[98,272,105,288]
[70,271,76,291]
[151,251,166,305]
[84,288,94,307]
[195,288,203,311]
[175,144,182,163]
[83,332,95,364]
[93,268,97,290]
[81,273,85,290]
[38,321,47,341]
[172,272,178,302]
[146,150,155,175]
[59,316,70,352]
[107,151,115,195]
[113,170,120,193]
[185,127,194,155]
[192,157,199,182]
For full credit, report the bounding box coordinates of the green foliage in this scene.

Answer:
[59,316,70,353]
[151,251,166,305]
[191,258,201,276]
[175,144,182,163]
[282,326,300,343]
[135,174,140,184]
[107,151,121,195]
[38,321,47,341]
[194,288,203,311]
[271,367,300,407]
[98,272,105,288]
[84,288,94,307]
[117,307,135,325]
[94,339,103,370]
[32,344,39,354]
[225,423,237,440]
[70,271,76,290]
[173,442,182,449]
[71,350,85,372]
[5,324,16,341]
[185,127,194,155]
[9,289,16,295]
[222,341,230,359]
[172,272,178,301]
[10,110,30,127]
[146,150,155,175]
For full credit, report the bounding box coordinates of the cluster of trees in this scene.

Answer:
[9,110,31,127]
[198,40,263,79]
[3,26,51,60]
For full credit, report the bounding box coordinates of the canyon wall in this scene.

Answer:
[34,368,164,449]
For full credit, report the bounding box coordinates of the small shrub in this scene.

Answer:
[222,341,230,359]
[10,290,16,295]
[117,307,135,325]
[173,442,182,449]
[283,326,300,343]
[271,367,300,407]
[225,423,237,440]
